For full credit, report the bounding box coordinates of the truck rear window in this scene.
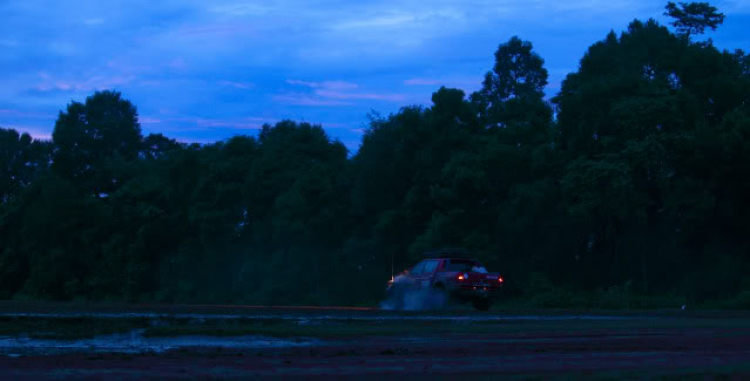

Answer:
[444,259,482,272]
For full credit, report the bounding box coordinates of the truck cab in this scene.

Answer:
[386,249,504,310]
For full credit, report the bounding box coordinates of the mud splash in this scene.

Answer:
[0,330,321,356]
[380,275,449,311]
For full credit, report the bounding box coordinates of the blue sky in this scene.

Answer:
[1,1,749,151]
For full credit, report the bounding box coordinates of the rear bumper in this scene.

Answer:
[448,284,502,300]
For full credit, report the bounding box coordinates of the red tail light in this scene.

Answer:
[457,274,466,281]
[497,276,504,283]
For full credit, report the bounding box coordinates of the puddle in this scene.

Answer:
[0,330,322,356]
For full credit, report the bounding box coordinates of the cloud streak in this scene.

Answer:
[273,93,352,106]
[219,80,254,89]
[282,79,405,105]
[286,80,359,90]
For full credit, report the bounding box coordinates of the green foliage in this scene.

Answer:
[52,90,142,195]
[0,128,51,206]
[472,36,552,130]
[725,290,750,309]
[0,4,748,308]
[664,2,725,37]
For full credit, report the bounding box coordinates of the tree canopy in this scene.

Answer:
[1,2,748,308]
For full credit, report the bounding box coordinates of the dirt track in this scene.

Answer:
[1,302,750,379]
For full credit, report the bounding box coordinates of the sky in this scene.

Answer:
[1,1,749,151]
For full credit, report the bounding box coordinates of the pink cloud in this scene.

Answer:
[3,125,52,141]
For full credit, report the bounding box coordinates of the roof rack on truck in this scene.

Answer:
[422,248,473,259]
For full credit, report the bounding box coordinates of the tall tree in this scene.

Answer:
[472,36,552,129]
[52,90,142,194]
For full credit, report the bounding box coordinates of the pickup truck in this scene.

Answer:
[385,250,504,310]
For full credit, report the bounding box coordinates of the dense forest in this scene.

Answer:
[1,3,749,308]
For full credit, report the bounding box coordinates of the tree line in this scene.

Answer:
[1,3,749,308]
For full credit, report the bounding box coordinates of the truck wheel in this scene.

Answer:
[385,286,405,310]
[472,298,491,311]
[432,283,449,310]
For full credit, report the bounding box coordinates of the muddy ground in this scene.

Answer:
[0,302,749,379]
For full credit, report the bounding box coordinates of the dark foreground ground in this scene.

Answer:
[1,302,750,379]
